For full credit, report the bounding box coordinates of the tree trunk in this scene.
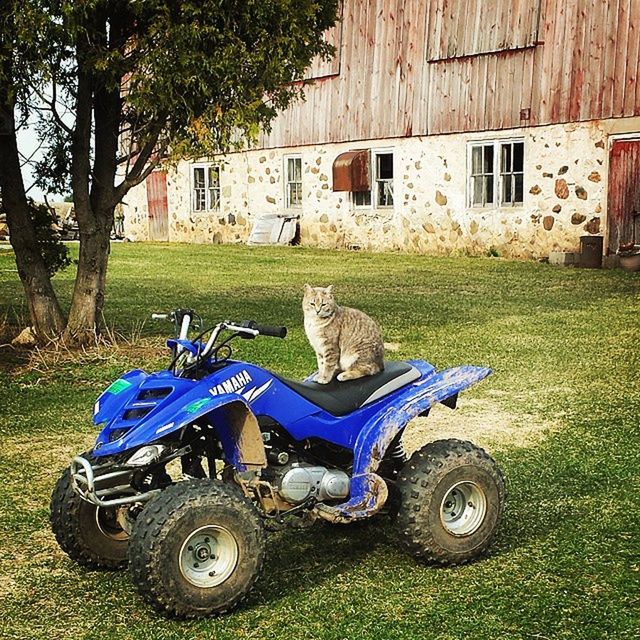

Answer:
[0,101,66,339]
[64,215,112,343]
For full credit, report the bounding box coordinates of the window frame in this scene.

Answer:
[191,162,221,213]
[284,154,303,209]
[351,149,395,210]
[467,138,525,209]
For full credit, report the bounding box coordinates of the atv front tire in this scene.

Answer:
[50,467,129,569]
[128,479,265,618]
[396,439,506,565]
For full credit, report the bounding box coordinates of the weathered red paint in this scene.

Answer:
[607,140,640,254]
[146,170,169,242]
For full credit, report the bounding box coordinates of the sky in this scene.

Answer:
[17,125,65,202]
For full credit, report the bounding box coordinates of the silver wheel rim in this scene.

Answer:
[95,507,128,541]
[440,481,487,536]
[179,525,239,588]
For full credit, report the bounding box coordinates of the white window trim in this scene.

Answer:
[191,162,221,213]
[284,154,303,209]
[467,138,525,209]
[351,148,395,209]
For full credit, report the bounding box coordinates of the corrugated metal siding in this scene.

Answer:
[258,0,640,149]
[607,140,640,253]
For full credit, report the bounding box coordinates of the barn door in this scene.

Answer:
[146,170,169,241]
[608,140,640,254]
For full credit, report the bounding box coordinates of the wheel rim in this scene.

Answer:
[440,481,487,536]
[179,525,239,588]
[95,507,128,541]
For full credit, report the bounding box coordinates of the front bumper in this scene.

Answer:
[71,455,160,508]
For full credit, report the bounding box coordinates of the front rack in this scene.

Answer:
[71,455,160,508]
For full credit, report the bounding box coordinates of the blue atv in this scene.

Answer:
[50,309,506,618]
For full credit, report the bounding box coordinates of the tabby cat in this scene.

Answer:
[303,284,384,384]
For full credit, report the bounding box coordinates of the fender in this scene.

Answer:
[352,364,492,476]
[316,365,491,522]
[95,389,266,471]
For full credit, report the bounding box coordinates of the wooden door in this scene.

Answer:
[608,140,640,254]
[146,170,169,241]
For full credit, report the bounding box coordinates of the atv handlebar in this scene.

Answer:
[246,321,287,339]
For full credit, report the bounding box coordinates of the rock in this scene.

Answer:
[595,140,605,149]
[542,172,553,178]
[259,156,266,163]
[555,179,569,199]
[228,213,236,225]
[595,203,602,213]
[575,186,588,200]
[584,217,600,234]
[266,196,276,204]
[310,167,320,174]
[543,215,555,231]
[269,176,276,184]
[571,212,587,225]
[435,190,447,206]
[444,173,451,182]
[12,327,38,347]
[422,222,436,233]
[529,184,542,195]
[319,214,329,223]
[588,171,601,182]
[552,204,562,213]
[319,174,328,182]
[558,165,569,175]
[470,220,479,234]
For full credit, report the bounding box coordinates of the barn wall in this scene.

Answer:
[258,0,640,148]
[123,118,637,258]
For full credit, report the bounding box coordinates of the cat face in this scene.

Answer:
[303,284,337,319]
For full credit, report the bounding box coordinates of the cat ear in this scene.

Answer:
[326,285,334,294]
[304,283,312,293]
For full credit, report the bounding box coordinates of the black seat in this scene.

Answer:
[277,361,421,417]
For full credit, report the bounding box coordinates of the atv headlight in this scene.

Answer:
[126,444,166,467]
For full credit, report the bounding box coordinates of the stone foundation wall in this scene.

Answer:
[123,118,640,258]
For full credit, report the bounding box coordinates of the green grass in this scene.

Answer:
[0,243,638,640]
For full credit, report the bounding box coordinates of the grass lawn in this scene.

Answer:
[0,243,638,640]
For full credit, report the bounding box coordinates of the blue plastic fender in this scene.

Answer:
[352,364,492,476]
[319,364,491,521]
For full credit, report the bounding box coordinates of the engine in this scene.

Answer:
[277,463,350,505]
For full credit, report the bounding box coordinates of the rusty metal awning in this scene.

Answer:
[332,150,370,192]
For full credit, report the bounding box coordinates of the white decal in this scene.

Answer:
[208,370,253,397]
[242,380,272,403]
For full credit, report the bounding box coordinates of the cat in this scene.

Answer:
[303,284,384,384]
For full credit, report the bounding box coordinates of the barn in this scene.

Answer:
[123,0,640,262]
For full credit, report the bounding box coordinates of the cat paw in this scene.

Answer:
[315,374,331,384]
[337,372,354,382]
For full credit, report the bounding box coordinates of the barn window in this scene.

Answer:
[350,150,394,209]
[285,155,302,208]
[191,164,220,212]
[468,140,524,208]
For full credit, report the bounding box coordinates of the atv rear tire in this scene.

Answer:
[50,467,129,569]
[128,479,265,618]
[396,439,506,565]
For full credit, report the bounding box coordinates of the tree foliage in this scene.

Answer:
[0,0,339,342]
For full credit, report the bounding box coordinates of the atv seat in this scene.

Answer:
[277,361,421,417]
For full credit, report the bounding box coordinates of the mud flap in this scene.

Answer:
[210,400,266,470]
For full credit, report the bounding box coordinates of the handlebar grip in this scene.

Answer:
[151,313,169,320]
[254,324,287,338]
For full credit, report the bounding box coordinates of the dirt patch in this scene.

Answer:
[402,397,554,455]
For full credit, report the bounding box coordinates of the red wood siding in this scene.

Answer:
[258,0,640,149]
[146,170,169,241]
[607,140,640,253]
[427,0,541,61]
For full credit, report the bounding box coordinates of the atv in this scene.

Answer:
[51,308,506,618]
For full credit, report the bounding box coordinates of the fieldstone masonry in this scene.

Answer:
[123,120,617,259]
